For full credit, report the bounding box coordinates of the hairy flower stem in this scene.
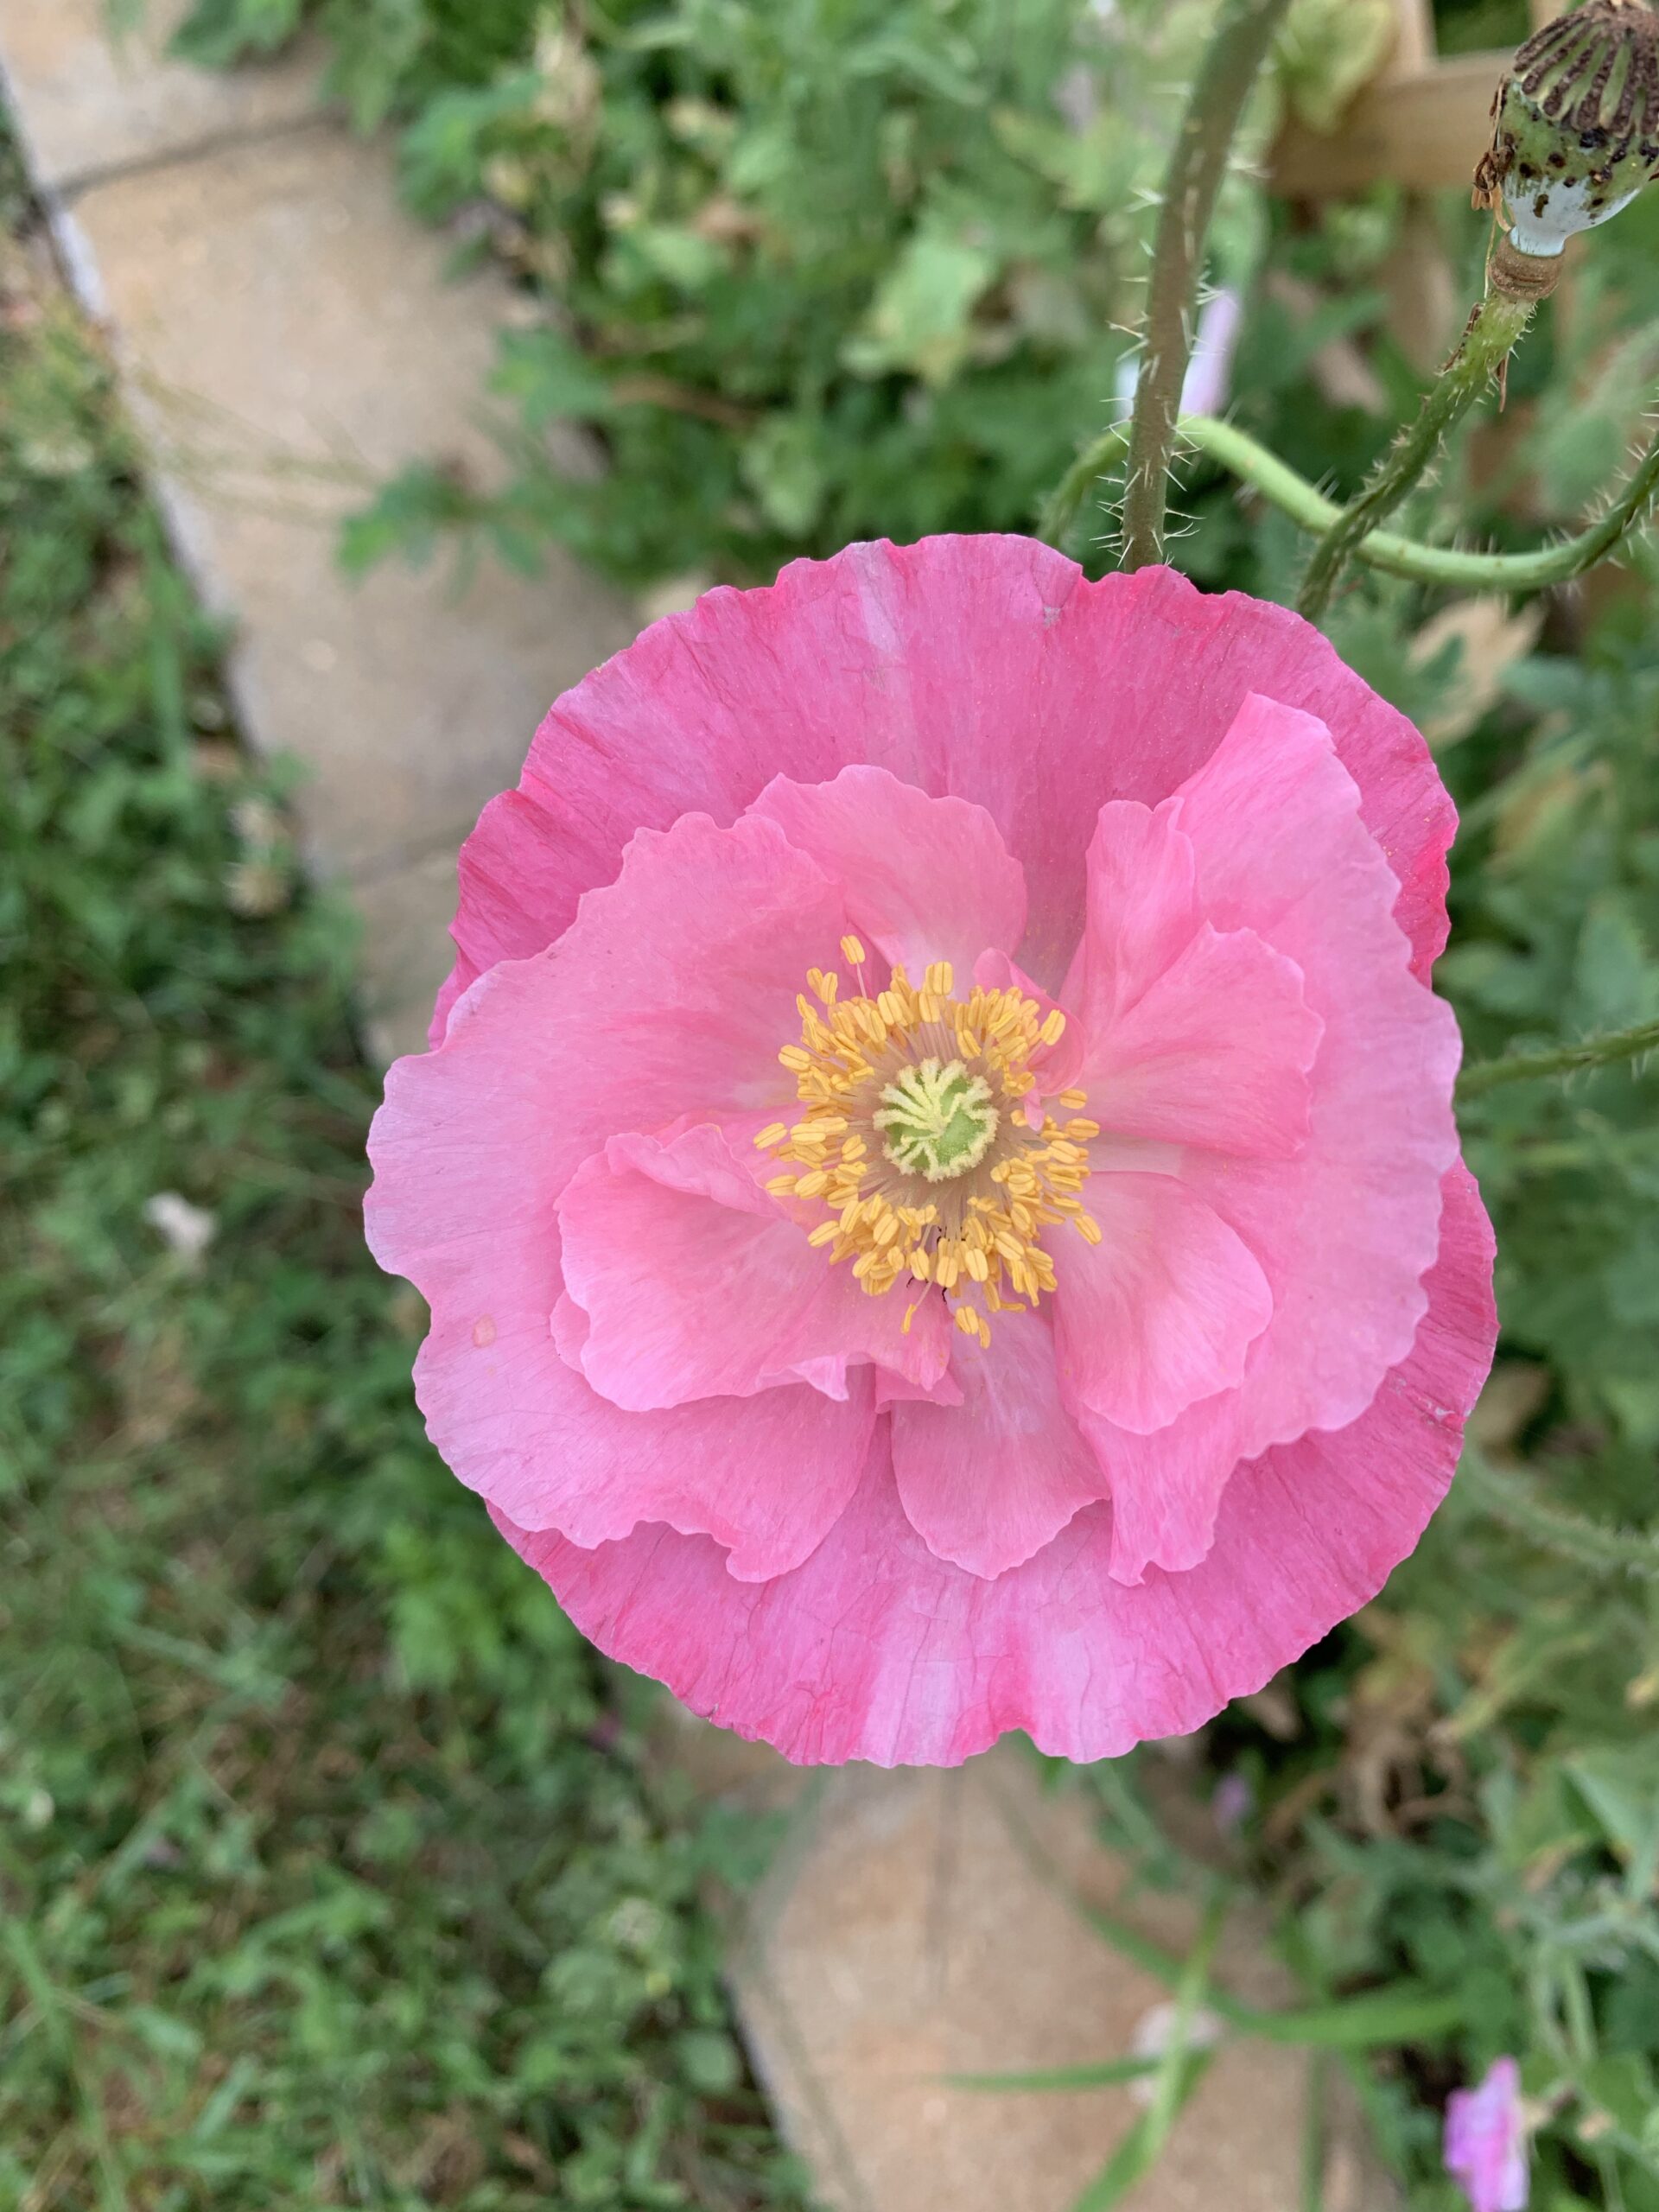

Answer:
[1458,1016,1659,1099]
[1041,413,1659,591]
[1459,1446,1659,1580]
[1294,283,1539,620]
[1119,0,1294,573]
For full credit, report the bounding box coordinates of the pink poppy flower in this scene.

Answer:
[1445,2058,1529,2212]
[365,537,1497,1767]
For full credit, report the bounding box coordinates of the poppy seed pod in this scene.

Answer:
[1475,0,1659,258]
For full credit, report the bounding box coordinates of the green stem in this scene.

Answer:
[1119,0,1294,573]
[1040,414,1659,593]
[1458,1446,1659,1582]
[1141,1888,1227,2140]
[1295,289,1536,620]
[1459,1017,1659,1099]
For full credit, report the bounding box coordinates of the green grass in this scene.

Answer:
[0,131,812,2212]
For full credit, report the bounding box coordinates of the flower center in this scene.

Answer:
[875,1058,999,1181]
[755,938,1100,1345]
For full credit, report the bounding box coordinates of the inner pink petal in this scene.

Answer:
[1166,693,1461,1446]
[891,1309,1106,1579]
[748,765,1027,981]
[1061,798,1200,1022]
[1077,921,1323,1160]
[1070,1390,1246,1586]
[557,1123,953,1412]
[420,1295,875,1582]
[1052,1171,1273,1434]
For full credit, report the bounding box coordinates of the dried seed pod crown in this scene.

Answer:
[1475,0,1659,261]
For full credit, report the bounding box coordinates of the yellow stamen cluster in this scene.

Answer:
[754,941,1100,1344]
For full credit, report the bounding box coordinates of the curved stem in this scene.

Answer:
[1119,0,1294,573]
[1459,1016,1659,1099]
[1458,1446,1659,1582]
[1039,415,1659,593]
[1295,289,1536,620]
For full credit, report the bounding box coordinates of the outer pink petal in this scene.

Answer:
[747,766,1027,979]
[1052,1173,1273,1434]
[557,1124,952,1409]
[415,1295,875,1581]
[430,546,1452,1036]
[1168,695,1462,1449]
[890,1310,1106,1579]
[1080,921,1322,1160]
[495,1166,1495,1767]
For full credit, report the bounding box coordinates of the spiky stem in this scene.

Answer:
[1119,0,1294,573]
[1459,1016,1659,1098]
[1294,282,1539,620]
[1459,1446,1659,1581]
[1040,412,1659,592]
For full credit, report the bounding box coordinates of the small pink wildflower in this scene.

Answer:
[365,538,1497,1767]
[1445,2057,1529,2212]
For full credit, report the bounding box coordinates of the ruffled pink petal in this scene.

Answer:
[1062,799,1200,1023]
[889,1309,1106,1578]
[747,766,1026,980]
[380,811,849,1273]
[1166,694,1462,1449]
[430,547,1452,1037]
[557,1124,952,1410]
[415,1294,875,1580]
[495,1166,1494,1766]
[1071,1391,1244,1585]
[1052,1173,1272,1434]
[369,944,879,1579]
[1081,921,1322,1159]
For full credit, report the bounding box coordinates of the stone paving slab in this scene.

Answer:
[45,122,638,1058]
[727,1748,1325,2212]
[0,0,323,190]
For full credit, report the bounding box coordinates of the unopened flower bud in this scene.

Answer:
[1474,0,1659,258]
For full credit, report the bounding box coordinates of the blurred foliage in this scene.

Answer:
[48,0,1659,2203]
[0,147,810,2211]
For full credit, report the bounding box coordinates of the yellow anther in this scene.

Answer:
[1075,1214,1103,1244]
[763,947,1098,1338]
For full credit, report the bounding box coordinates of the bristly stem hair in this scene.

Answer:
[1294,276,1541,621]
[1040,410,1659,594]
[1118,0,1295,574]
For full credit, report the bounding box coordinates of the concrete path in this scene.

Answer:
[0,12,1362,2206]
